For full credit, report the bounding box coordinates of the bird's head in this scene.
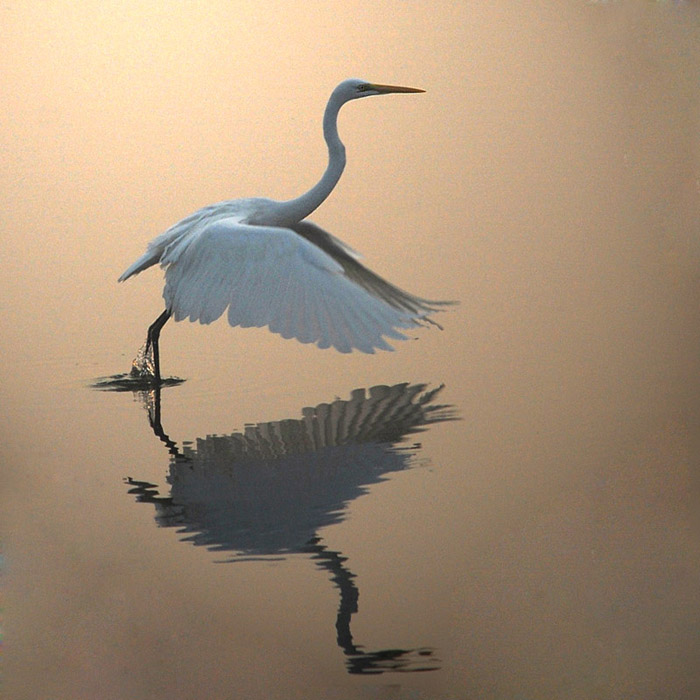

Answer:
[333,78,425,103]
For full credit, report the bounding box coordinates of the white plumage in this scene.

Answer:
[119,79,454,382]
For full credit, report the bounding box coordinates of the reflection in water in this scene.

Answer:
[126,383,456,674]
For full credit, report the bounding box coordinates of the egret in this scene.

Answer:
[119,78,454,384]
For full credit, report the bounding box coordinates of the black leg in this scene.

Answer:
[146,309,171,385]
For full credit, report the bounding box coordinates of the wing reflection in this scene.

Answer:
[126,382,456,674]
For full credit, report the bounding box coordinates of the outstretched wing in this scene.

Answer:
[159,218,444,353]
[290,221,454,317]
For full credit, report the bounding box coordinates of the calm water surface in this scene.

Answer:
[3,3,700,699]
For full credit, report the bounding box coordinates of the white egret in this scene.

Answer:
[119,78,454,383]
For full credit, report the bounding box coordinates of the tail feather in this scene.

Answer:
[118,250,162,282]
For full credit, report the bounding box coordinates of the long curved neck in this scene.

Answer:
[268,92,347,226]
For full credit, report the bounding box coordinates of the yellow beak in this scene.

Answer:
[368,83,425,94]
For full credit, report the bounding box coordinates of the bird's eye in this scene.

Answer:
[357,83,372,93]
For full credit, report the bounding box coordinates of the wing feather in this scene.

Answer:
[158,217,450,353]
[227,253,258,327]
[290,221,457,316]
[295,276,314,344]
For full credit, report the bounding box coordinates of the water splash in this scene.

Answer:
[90,341,184,391]
[129,341,156,379]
